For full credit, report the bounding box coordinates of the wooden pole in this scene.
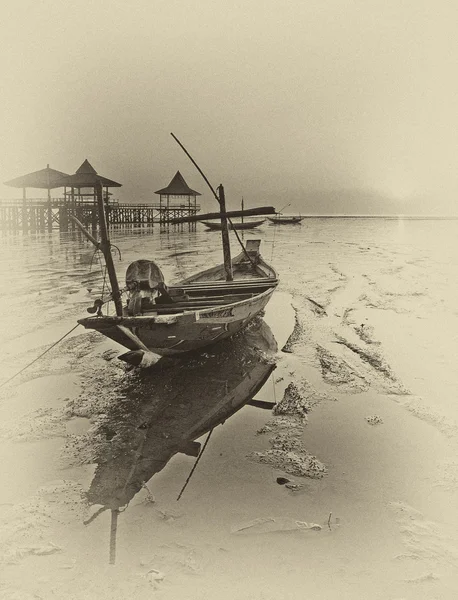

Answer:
[22,187,27,232]
[91,186,97,232]
[95,180,123,316]
[43,165,52,233]
[70,187,75,231]
[241,197,244,224]
[69,215,100,247]
[217,184,233,281]
[168,205,275,224]
[47,166,53,233]
[109,509,119,565]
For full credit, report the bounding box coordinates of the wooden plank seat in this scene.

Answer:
[169,283,276,298]
[170,278,275,289]
[138,292,256,314]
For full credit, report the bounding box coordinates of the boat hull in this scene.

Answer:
[201,219,265,230]
[79,285,275,356]
[78,241,278,357]
[268,216,304,224]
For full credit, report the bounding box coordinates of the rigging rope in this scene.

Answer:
[230,223,258,269]
[170,133,257,267]
[270,202,290,263]
[0,324,81,389]
[271,372,277,405]
[93,249,116,315]
[270,219,278,264]
[89,248,101,272]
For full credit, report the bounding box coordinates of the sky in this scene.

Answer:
[1,0,457,214]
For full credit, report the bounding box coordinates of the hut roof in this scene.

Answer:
[62,159,122,188]
[155,171,201,196]
[4,166,70,189]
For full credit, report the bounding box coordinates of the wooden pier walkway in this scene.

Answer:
[0,198,201,232]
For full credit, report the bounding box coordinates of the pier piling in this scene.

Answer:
[0,198,200,233]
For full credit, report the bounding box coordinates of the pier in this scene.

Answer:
[1,164,201,233]
[0,197,201,232]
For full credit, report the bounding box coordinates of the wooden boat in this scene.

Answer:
[268,215,305,224]
[78,237,278,360]
[201,218,265,230]
[75,136,278,363]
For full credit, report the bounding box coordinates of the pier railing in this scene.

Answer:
[0,198,201,232]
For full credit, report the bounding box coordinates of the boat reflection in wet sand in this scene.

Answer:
[85,318,277,562]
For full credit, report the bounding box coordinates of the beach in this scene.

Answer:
[0,218,457,599]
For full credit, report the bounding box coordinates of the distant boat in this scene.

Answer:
[268,215,305,224]
[201,219,266,230]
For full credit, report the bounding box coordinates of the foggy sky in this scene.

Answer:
[1,0,457,214]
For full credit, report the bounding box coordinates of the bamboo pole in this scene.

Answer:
[109,509,119,564]
[69,215,100,247]
[217,184,233,281]
[95,180,123,316]
[168,205,275,224]
[170,133,263,274]
[22,187,27,232]
[46,164,52,232]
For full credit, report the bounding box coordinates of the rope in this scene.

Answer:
[96,251,108,298]
[176,429,214,501]
[271,372,277,404]
[92,240,122,315]
[89,248,102,272]
[270,202,290,263]
[270,219,278,264]
[172,230,188,281]
[0,324,81,389]
[94,251,113,315]
[170,133,257,267]
[101,264,110,313]
[230,222,258,268]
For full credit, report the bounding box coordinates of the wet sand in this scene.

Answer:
[1,222,457,599]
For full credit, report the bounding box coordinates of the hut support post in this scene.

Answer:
[22,188,27,232]
[91,188,97,232]
[47,187,52,233]
[67,187,74,232]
